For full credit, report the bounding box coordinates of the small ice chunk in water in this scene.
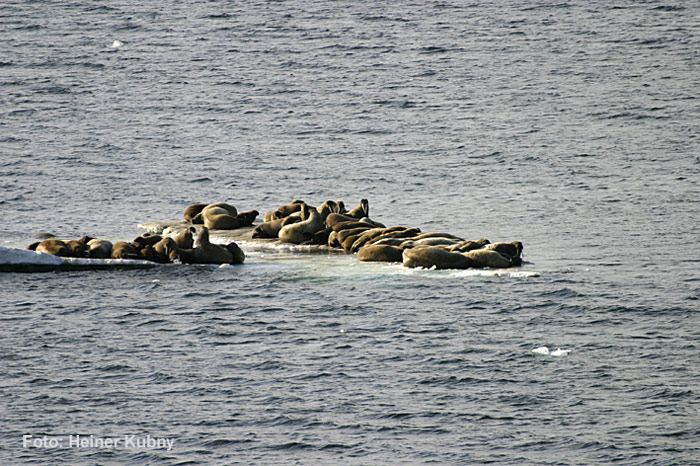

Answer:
[532,346,571,356]
[111,40,123,49]
[551,348,571,357]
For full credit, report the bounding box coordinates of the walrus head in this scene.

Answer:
[78,235,95,244]
[195,226,210,248]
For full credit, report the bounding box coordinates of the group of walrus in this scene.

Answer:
[26,198,523,270]
[26,226,245,265]
[184,198,524,270]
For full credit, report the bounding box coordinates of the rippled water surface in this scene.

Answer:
[1,1,699,464]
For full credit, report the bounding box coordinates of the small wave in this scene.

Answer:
[268,441,314,451]
[202,438,248,447]
[204,13,233,19]
[651,5,685,11]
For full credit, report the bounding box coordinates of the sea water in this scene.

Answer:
[1,1,699,464]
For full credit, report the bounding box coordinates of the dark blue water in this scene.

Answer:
[1,1,699,464]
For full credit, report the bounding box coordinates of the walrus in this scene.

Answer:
[193,226,233,264]
[278,204,324,244]
[184,203,208,223]
[359,217,386,228]
[412,232,464,241]
[325,212,363,228]
[236,210,259,227]
[371,237,411,247]
[316,200,343,221]
[357,244,405,263]
[172,227,196,250]
[67,236,93,257]
[448,239,491,253]
[154,237,179,262]
[486,241,523,259]
[35,239,71,257]
[225,242,245,265]
[341,230,379,252]
[349,226,408,252]
[330,226,373,249]
[198,203,239,230]
[309,227,332,245]
[132,233,163,249]
[413,237,461,247]
[336,226,374,245]
[36,237,90,258]
[252,214,301,239]
[138,244,167,263]
[402,246,475,270]
[362,227,422,248]
[112,241,140,259]
[346,199,369,219]
[327,230,340,248]
[264,200,305,222]
[87,238,113,259]
[331,220,374,232]
[464,248,516,268]
[157,235,195,263]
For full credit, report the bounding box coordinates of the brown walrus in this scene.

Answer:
[154,237,179,262]
[131,233,163,249]
[252,214,301,239]
[331,220,374,232]
[34,239,71,257]
[402,246,475,270]
[87,238,113,259]
[336,226,374,245]
[184,203,208,223]
[325,212,364,228]
[412,232,464,241]
[172,227,196,250]
[236,210,259,227]
[448,239,491,253]
[316,200,343,221]
[348,226,408,252]
[362,227,422,248]
[413,237,461,247]
[346,199,369,218]
[34,237,90,257]
[278,204,324,244]
[485,241,523,260]
[264,200,305,222]
[341,230,377,252]
[309,227,332,245]
[193,226,233,264]
[198,203,239,230]
[112,241,140,259]
[357,244,405,263]
[225,242,245,265]
[465,248,519,268]
[138,244,170,263]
